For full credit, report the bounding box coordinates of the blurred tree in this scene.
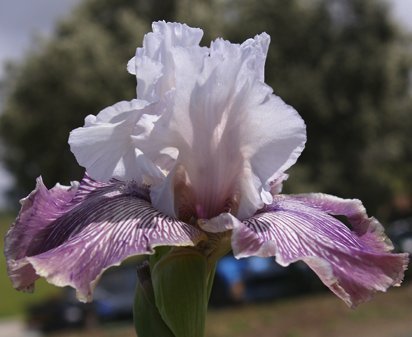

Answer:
[0,0,174,203]
[223,0,412,218]
[0,0,411,220]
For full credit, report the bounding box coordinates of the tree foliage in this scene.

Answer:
[1,0,411,219]
[220,0,412,217]
[0,0,155,199]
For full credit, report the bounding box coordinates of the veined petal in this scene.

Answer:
[200,195,408,307]
[5,177,80,267]
[5,175,205,302]
[289,193,395,251]
[127,21,206,101]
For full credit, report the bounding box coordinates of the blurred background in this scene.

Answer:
[0,0,411,336]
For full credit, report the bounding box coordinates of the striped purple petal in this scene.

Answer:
[5,175,205,302]
[201,194,408,307]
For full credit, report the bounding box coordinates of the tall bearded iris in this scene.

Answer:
[5,22,408,337]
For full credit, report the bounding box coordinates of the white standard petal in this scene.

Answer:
[69,99,164,183]
[151,33,306,220]
[127,21,206,102]
[240,32,270,82]
[246,93,306,207]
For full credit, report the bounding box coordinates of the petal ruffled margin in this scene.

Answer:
[200,194,408,307]
[153,31,306,220]
[5,175,205,302]
[127,21,205,102]
[68,99,167,184]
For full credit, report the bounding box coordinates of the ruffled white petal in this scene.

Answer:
[70,22,306,220]
[240,32,270,81]
[69,99,164,183]
[127,21,205,102]
[151,32,306,219]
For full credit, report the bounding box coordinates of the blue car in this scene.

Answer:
[209,255,323,306]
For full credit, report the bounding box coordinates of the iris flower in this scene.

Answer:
[5,22,408,314]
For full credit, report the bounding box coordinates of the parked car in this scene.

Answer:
[26,290,95,333]
[387,216,412,280]
[388,217,412,253]
[26,264,136,333]
[209,255,323,307]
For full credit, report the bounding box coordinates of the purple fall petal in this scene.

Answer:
[5,177,81,292]
[290,193,394,252]
[5,175,205,301]
[206,194,408,307]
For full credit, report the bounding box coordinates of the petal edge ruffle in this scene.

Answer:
[200,194,409,307]
[5,175,205,301]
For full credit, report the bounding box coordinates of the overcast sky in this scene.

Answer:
[0,0,411,208]
[0,0,80,207]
